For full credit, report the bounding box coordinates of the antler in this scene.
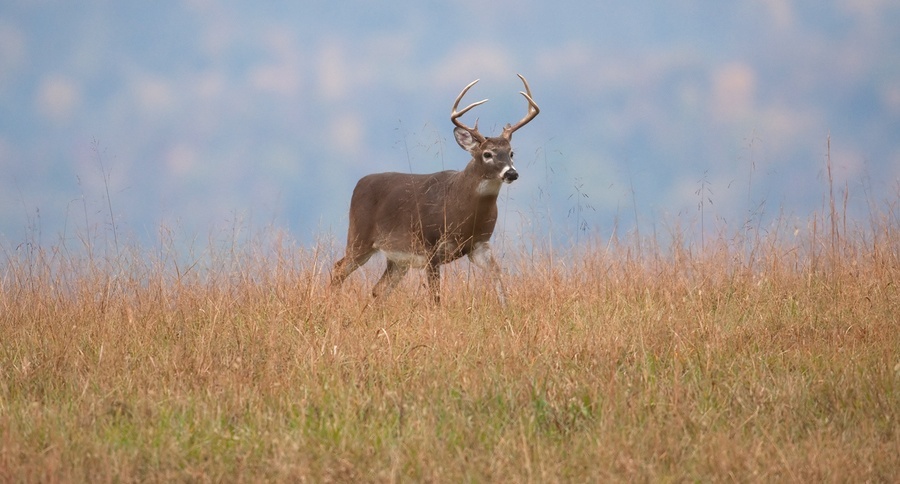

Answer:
[501,74,540,140]
[451,79,488,142]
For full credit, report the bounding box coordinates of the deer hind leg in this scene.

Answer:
[331,248,375,287]
[468,242,508,307]
[372,260,409,299]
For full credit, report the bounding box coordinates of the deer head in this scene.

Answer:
[450,75,540,191]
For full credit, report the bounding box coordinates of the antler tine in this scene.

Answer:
[451,79,488,139]
[502,74,541,140]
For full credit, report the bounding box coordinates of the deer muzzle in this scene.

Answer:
[502,166,518,183]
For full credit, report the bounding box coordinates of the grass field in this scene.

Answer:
[2,182,899,481]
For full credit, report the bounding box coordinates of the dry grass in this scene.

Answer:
[2,191,899,482]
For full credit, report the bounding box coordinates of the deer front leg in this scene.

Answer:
[468,242,508,307]
[426,261,441,304]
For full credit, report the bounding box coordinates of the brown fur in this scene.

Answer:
[331,77,539,304]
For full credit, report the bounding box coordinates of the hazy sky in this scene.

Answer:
[2,1,899,252]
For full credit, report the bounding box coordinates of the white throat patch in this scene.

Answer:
[477,178,503,196]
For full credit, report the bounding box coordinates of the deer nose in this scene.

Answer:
[503,167,518,182]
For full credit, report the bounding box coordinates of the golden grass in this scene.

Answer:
[2,195,899,482]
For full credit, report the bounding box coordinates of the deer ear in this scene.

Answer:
[453,127,479,152]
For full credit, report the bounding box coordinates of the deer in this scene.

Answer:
[330,74,540,306]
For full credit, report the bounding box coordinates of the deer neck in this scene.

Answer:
[457,160,503,200]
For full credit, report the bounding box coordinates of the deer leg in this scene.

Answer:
[426,262,441,304]
[331,249,374,286]
[372,260,408,299]
[468,242,508,307]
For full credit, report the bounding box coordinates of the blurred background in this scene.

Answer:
[2,1,899,252]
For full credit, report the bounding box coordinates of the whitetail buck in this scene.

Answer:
[331,74,540,305]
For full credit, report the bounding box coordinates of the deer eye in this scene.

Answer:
[482,152,493,162]
[510,151,515,160]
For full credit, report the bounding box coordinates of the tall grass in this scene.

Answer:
[2,174,898,481]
